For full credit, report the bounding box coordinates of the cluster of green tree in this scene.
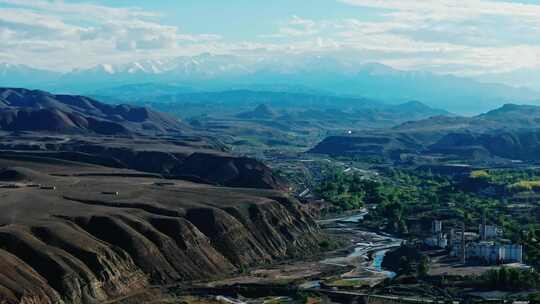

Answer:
[381,244,430,278]
[314,169,384,211]
[528,292,540,304]
[316,166,501,234]
[379,169,503,235]
[498,223,540,269]
[318,238,341,250]
[478,267,540,291]
[508,180,540,192]
[468,169,540,193]
[315,168,418,233]
[483,169,540,184]
[315,165,540,267]
[522,228,540,270]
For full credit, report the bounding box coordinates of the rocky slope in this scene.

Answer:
[0,133,286,190]
[0,158,321,304]
[310,104,540,163]
[428,130,540,161]
[309,134,421,159]
[0,88,186,135]
[0,88,288,189]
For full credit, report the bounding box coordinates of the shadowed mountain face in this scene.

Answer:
[0,158,320,304]
[0,88,288,190]
[311,104,540,163]
[0,88,186,135]
[236,104,279,119]
[309,134,422,159]
[0,88,318,303]
[0,132,287,190]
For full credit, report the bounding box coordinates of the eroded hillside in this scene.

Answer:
[0,158,320,304]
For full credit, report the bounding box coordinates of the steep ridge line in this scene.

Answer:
[0,165,322,303]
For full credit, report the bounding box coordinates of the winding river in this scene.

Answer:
[315,211,403,286]
[338,212,403,278]
[371,249,397,279]
[200,211,403,303]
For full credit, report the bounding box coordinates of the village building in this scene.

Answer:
[451,241,523,264]
[424,220,448,249]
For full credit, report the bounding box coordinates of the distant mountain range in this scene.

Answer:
[475,68,540,92]
[1,54,538,114]
[311,103,540,163]
[232,100,449,127]
[109,90,450,127]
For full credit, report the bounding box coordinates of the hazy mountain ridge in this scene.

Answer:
[475,68,540,92]
[1,54,538,113]
[0,88,186,135]
[94,89,450,125]
[312,103,540,163]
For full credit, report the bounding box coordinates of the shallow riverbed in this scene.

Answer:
[193,211,403,302]
[307,212,403,288]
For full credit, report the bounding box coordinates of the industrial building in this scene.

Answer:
[451,241,523,264]
[426,218,523,265]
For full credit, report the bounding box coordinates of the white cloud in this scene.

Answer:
[333,0,540,74]
[339,0,540,21]
[0,0,224,71]
[0,8,81,39]
[260,15,320,38]
[0,0,158,21]
[0,0,539,76]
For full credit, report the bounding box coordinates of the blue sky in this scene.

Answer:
[86,0,382,37]
[2,0,540,75]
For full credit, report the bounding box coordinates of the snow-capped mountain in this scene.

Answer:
[59,54,255,89]
[72,60,170,76]
[1,54,539,113]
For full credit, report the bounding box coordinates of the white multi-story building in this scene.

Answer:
[451,241,523,264]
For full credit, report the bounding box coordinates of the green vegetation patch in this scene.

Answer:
[476,267,540,291]
[508,180,540,192]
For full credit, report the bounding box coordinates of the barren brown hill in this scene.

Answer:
[310,104,540,163]
[0,132,286,190]
[0,88,187,135]
[0,88,288,190]
[0,157,320,304]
